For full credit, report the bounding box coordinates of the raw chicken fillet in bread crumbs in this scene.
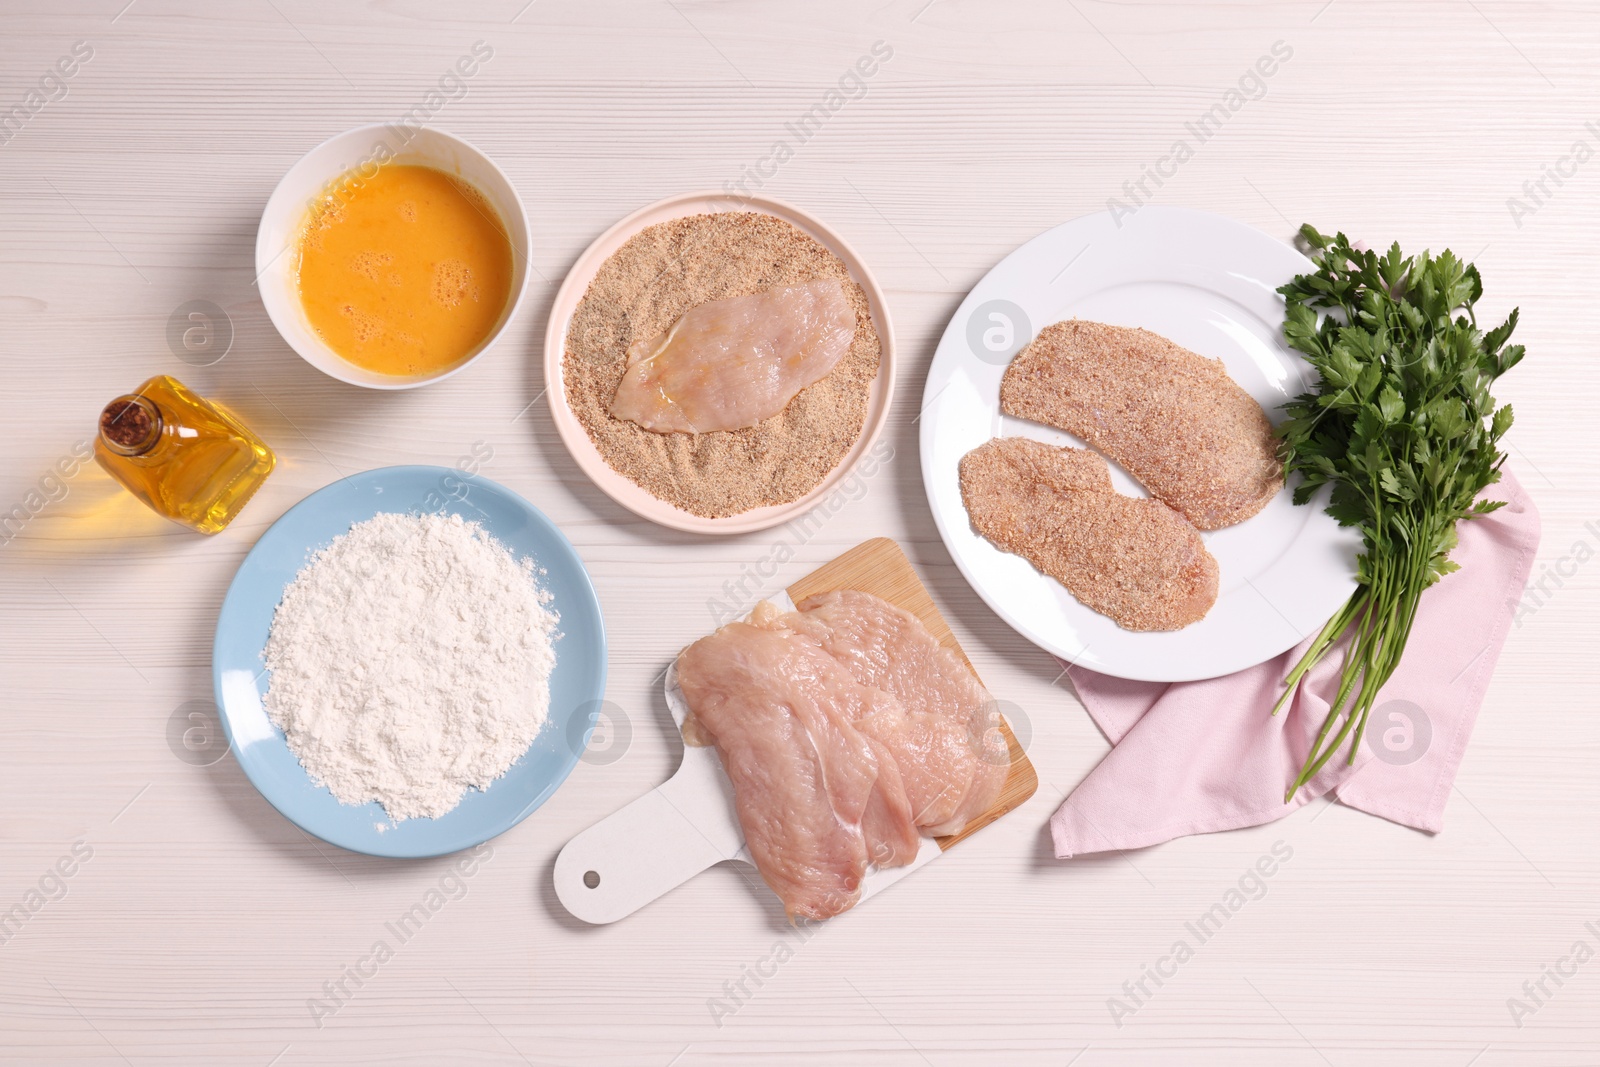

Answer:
[999,320,1284,530]
[675,593,1010,921]
[960,437,1219,632]
[609,278,857,434]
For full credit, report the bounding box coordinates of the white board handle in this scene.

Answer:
[553,746,746,924]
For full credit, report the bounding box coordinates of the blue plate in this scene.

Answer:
[212,465,607,858]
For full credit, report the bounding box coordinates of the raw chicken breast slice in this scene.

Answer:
[743,601,921,870]
[859,736,923,869]
[676,619,917,921]
[786,591,1011,838]
[609,278,857,434]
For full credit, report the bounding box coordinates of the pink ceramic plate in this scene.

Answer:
[543,191,897,535]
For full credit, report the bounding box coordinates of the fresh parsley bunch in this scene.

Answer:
[1272,224,1522,800]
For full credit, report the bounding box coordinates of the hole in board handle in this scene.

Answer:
[583,870,600,889]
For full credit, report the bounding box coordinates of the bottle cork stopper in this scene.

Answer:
[100,396,160,454]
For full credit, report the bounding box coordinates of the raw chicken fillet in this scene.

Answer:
[609,278,857,434]
[675,593,1011,921]
[787,591,1010,836]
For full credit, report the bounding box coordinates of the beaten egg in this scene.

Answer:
[295,164,513,378]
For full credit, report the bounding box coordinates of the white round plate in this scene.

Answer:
[920,206,1361,682]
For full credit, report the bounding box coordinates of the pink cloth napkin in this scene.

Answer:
[1050,469,1541,858]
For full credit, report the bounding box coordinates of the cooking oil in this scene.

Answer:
[95,375,275,534]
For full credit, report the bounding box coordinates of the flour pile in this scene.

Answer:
[263,512,559,820]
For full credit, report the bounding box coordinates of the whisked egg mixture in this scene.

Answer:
[295,163,513,378]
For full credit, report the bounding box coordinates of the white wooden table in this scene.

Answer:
[3,2,1596,1064]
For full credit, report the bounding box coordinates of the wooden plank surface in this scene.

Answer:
[786,536,1039,850]
[1,2,1597,1065]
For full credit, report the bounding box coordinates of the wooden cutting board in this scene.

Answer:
[553,538,1038,923]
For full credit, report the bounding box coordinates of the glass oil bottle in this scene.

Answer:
[95,375,275,534]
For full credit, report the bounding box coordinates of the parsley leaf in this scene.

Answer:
[1272,225,1521,799]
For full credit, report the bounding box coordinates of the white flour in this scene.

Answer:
[263,512,559,821]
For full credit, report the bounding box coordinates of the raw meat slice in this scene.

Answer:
[960,437,1219,631]
[723,602,921,867]
[609,278,857,434]
[859,736,923,868]
[786,591,1011,837]
[675,590,1017,920]
[999,320,1283,529]
[675,619,916,920]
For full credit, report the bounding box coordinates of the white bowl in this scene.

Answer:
[255,123,530,390]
